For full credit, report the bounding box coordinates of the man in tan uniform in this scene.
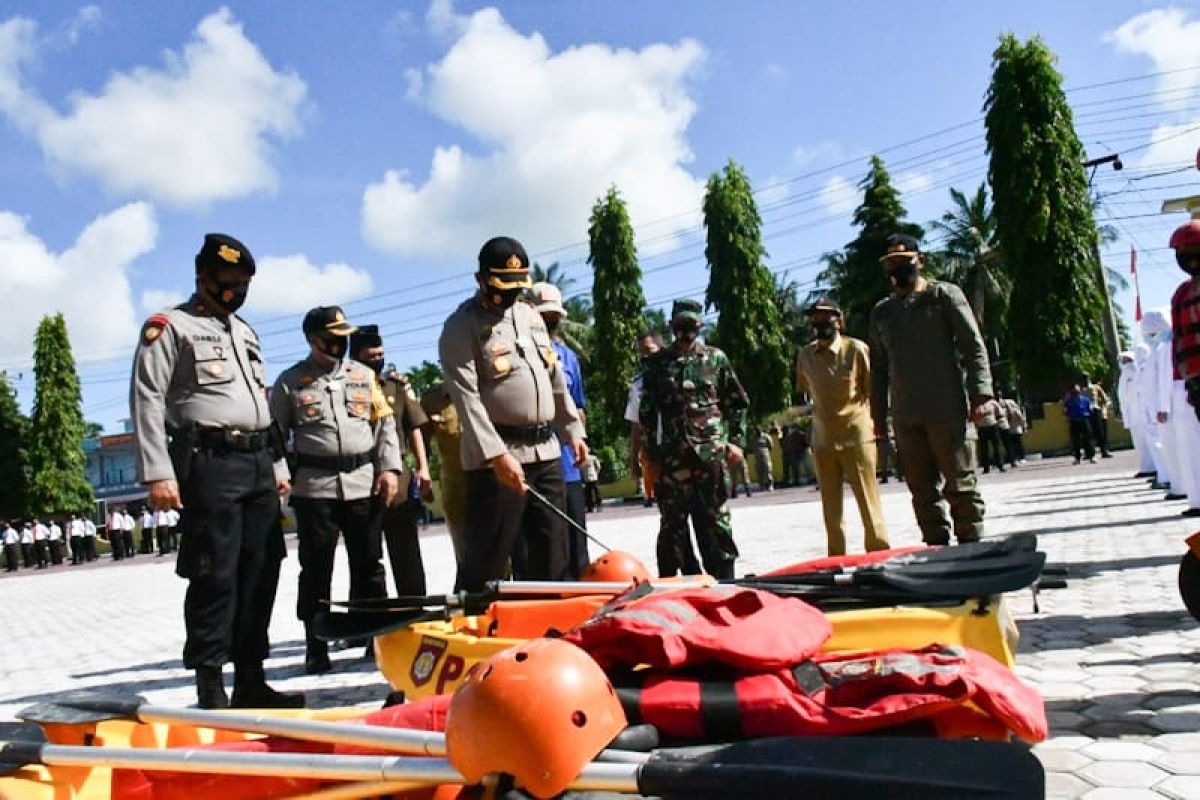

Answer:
[419,382,467,566]
[439,236,586,592]
[130,233,301,709]
[795,297,889,556]
[270,306,402,674]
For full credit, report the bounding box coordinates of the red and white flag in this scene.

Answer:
[1130,245,1142,322]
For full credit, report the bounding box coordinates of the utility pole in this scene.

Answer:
[1084,153,1124,375]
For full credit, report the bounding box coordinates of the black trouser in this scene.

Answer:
[177,446,285,670]
[140,526,156,554]
[34,541,48,567]
[1000,431,1017,466]
[123,530,136,558]
[158,527,170,555]
[292,496,386,622]
[3,544,17,571]
[49,540,63,565]
[458,459,567,592]
[564,480,590,579]
[20,542,32,567]
[84,536,96,561]
[375,496,427,597]
[1088,410,1110,456]
[70,536,83,564]
[585,480,603,512]
[977,425,1004,471]
[1069,419,1095,461]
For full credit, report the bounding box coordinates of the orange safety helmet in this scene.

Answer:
[580,550,651,584]
[1170,219,1200,251]
[445,638,628,798]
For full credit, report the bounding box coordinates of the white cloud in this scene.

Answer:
[818,175,858,216]
[362,3,707,261]
[1105,9,1200,168]
[0,7,307,206]
[895,170,934,197]
[763,63,788,81]
[404,67,423,100]
[0,203,156,364]
[426,0,468,39]
[792,140,844,168]
[57,5,102,47]
[243,255,373,315]
[140,288,185,315]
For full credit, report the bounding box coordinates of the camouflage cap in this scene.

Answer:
[670,298,703,323]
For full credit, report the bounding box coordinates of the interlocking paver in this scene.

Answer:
[3,451,1199,795]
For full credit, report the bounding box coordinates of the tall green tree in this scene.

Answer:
[985,33,1109,396]
[703,159,790,420]
[816,155,923,340]
[587,186,646,436]
[404,360,444,398]
[0,372,29,520]
[27,314,93,516]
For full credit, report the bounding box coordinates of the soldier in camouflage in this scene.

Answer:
[639,299,750,579]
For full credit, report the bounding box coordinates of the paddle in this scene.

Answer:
[17,692,661,763]
[0,726,1042,799]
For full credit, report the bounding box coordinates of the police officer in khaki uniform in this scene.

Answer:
[271,307,402,674]
[795,297,889,556]
[131,233,301,710]
[439,236,587,592]
[869,234,992,545]
[349,325,434,597]
[419,382,468,566]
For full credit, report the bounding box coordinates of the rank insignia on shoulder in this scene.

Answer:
[141,314,169,345]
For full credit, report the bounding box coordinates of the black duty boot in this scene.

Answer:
[195,665,228,709]
[231,662,305,709]
[305,625,333,674]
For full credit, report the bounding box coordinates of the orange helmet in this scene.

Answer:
[581,551,651,584]
[445,638,628,798]
[1170,219,1200,251]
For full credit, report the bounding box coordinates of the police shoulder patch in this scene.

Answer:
[141,314,170,345]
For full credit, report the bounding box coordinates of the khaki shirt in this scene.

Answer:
[270,356,402,501]
[1081,382,1110,418]
[130,295,278,483]
[795,334,874,451]
[439,296,584,470]
[869,280,992,428]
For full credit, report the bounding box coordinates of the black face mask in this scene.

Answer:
[363,356,386,375]
[315,334,345,359]
[885,260,917,288]
[673,324,700,343]
[812,322,836,341]
[544,316,561,334]
[486,286,524,309]
[1178,252,1200,277]
[205,278,249,313]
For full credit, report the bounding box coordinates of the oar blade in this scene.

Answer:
[636,736,1043,799]
[310,608,443,642]
[880,552,1046,597]
[18,691,146,725]
[0,723,47,776]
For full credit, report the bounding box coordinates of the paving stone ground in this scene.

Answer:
[1,450,1198,797]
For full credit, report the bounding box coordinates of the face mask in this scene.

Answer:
[315,334,345,359]
[885,260,917,288]
[673,324,700,343]
[1178,251,1200,277]
[363,356,386,375]
[205,277,249,313]
[544,316,561,334]
[487,286,524,309]
[812,322,836,341]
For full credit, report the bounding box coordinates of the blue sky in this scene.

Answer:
[1,1,1198,431]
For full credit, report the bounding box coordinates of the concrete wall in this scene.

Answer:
[1023,402,1132,456]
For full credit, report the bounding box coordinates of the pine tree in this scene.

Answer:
[27,314,94,516]
[0,372,29,520]
[817,156,923,340]
[588,186,646,435]
[985,34,1109,397]
[703,159,790,420]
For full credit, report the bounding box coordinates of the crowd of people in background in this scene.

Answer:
[1,505,181,573]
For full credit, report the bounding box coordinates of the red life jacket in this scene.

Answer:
[560,584,832,672]
[110,695,455,800]
[614,644,1047,743]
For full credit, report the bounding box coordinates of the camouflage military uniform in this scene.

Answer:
[639,340,749,579]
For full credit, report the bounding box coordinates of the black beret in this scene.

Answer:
[349,324,383,351]
[195,233,255,275]
[808,296,842,316]
[478,236,530,273]
[880,233,921,261]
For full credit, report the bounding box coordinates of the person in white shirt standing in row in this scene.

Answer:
[32,519,49,568]
[2,521,19,571]
[47,519,64,565]
[139,507,156,555]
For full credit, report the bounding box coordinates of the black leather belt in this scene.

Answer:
[296,450,373,473]
[493,423,554,446]
[195,427,271,453]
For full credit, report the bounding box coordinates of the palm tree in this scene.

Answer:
[929,184,1011,347]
